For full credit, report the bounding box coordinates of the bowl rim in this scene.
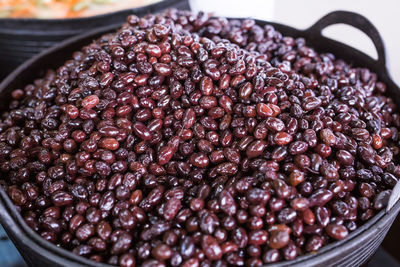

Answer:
[4,183,398,267]
[0,15,399,267]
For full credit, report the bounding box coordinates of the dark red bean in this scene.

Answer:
[8,186,27,205]
[305,236,324,252]
[146,44,162,58]
[315,206,330,227]
[182,108,196,129]
[0,10,397,267]
[249,230,268,245]
[246,140,266,158]
[302,96,321,111]
[157,146,175,165]
[200,77,214,96]
[82,95,99,109]
[97,221,112,241]
[152,244,172,260]
[373,190,391,210]
[268,230,289,249]
[309,189,333,207]
[336,150,354,166]
[132,122,152,141]
[219,190,236,216]
[326,223,348,240]
[289,141,308,155]
[320,128,336,146]
[262,249,280,263]
[274,132,292,146]
[76,224,95,242]
[66,105,79,119]
[99,138,119,150]
[256,103,280,117]
[119,254,136,267]
[111,233,132,255]
[189,152,209,168]
[291,197,309,211]
[154,63,172,76]
[163,198,181,221]
[201,235,222,260]
[51,191,73,206]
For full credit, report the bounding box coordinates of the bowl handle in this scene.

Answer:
[305,10,386,69]
[306,11,400,211]
[387,180,400,211]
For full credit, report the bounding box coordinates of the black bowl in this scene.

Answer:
[0,10,399,267]
[0,0,189,79]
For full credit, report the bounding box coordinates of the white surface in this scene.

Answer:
[189,0,274,20]
[190,0,399,85]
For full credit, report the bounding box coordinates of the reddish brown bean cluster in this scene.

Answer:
[0,9,399,267]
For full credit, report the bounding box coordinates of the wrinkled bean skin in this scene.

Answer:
[0,9,398,267]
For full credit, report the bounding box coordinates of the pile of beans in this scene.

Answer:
[0,9,399,267]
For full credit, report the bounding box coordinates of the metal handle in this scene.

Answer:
[306,10,387,69]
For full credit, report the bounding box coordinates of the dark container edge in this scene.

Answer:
[0,0,188,33]
[0,10,399,267]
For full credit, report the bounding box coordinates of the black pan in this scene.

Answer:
[0,10,399,267]
[0,0,189,79]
